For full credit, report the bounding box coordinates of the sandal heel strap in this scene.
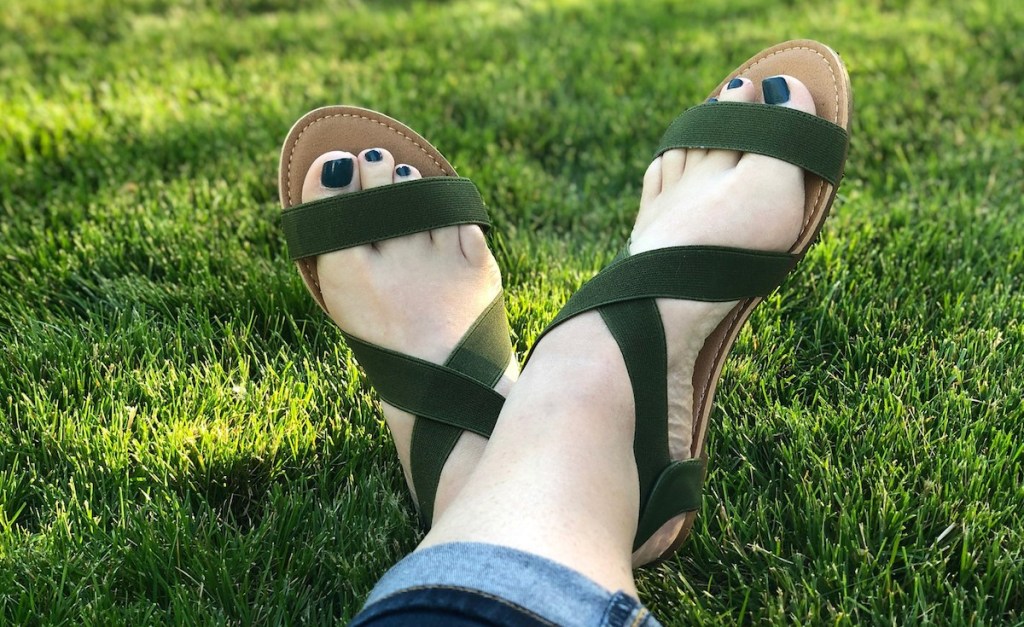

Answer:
[633,457,708,551]
[408,292,513,523]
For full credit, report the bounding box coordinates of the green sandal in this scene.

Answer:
[278,106,514,524]
[529,40,853,566]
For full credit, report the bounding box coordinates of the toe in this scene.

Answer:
[640,157,663,211]
[413,162,463,253]
[394,163,422,183]
[659,149,686,188]
[359,148,396,189]
[458,224,491,266]
[737,75,817,178]
[633,157,663,235]
[727,74,817,250]
[719,76,757,103]
[759,74,816,114]
[302,151,360,203]
[304,152,370,301]
[375,163,430,253]
[686,76,757,173]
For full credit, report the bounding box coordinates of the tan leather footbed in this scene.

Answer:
[278,106,458,311]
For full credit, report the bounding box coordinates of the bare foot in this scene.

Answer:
[300,147,518,522]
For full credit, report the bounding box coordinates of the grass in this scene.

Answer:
[1,0,1022,623]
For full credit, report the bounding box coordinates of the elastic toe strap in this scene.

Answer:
[282,177,490,259]
[655,102,849,185]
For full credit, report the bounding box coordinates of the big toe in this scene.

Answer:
[738,74,817,177]
[302,151,360,202]
[760,74,816,114]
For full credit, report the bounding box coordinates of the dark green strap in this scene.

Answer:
[343,332,506,439]
[344,293,512,524]
[599,299,670,500]
[599,291,703,552]
[408,293,513,523]
[633,458,707,551]
[655,102,849,185]
[282,177,490,259]
[443,293,514,384]
[543,246,797,341]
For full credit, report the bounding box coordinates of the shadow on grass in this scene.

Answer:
[3,0,775,201]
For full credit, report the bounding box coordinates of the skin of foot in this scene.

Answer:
[300,147,519,523]
[420,74,818,593]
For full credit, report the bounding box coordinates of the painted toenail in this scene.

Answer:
[365,149,383,163]
[706,97,718,103]
[321,158,354,188]
[762,77,790,104]
[726,78,743,89]
[395,165,412,177]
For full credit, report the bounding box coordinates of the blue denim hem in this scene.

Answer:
[351,586,554,626]
[359,542,662,627]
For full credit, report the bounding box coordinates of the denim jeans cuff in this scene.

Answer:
[361,542,661,627]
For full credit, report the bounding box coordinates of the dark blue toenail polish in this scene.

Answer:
[365,149,383,163]
[707,97,718,103]
[395,165,411,177]
[727,78,743,89]
[762,76,790,104]
[321,158,354,188]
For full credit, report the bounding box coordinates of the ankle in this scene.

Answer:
[527,312,625,374]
